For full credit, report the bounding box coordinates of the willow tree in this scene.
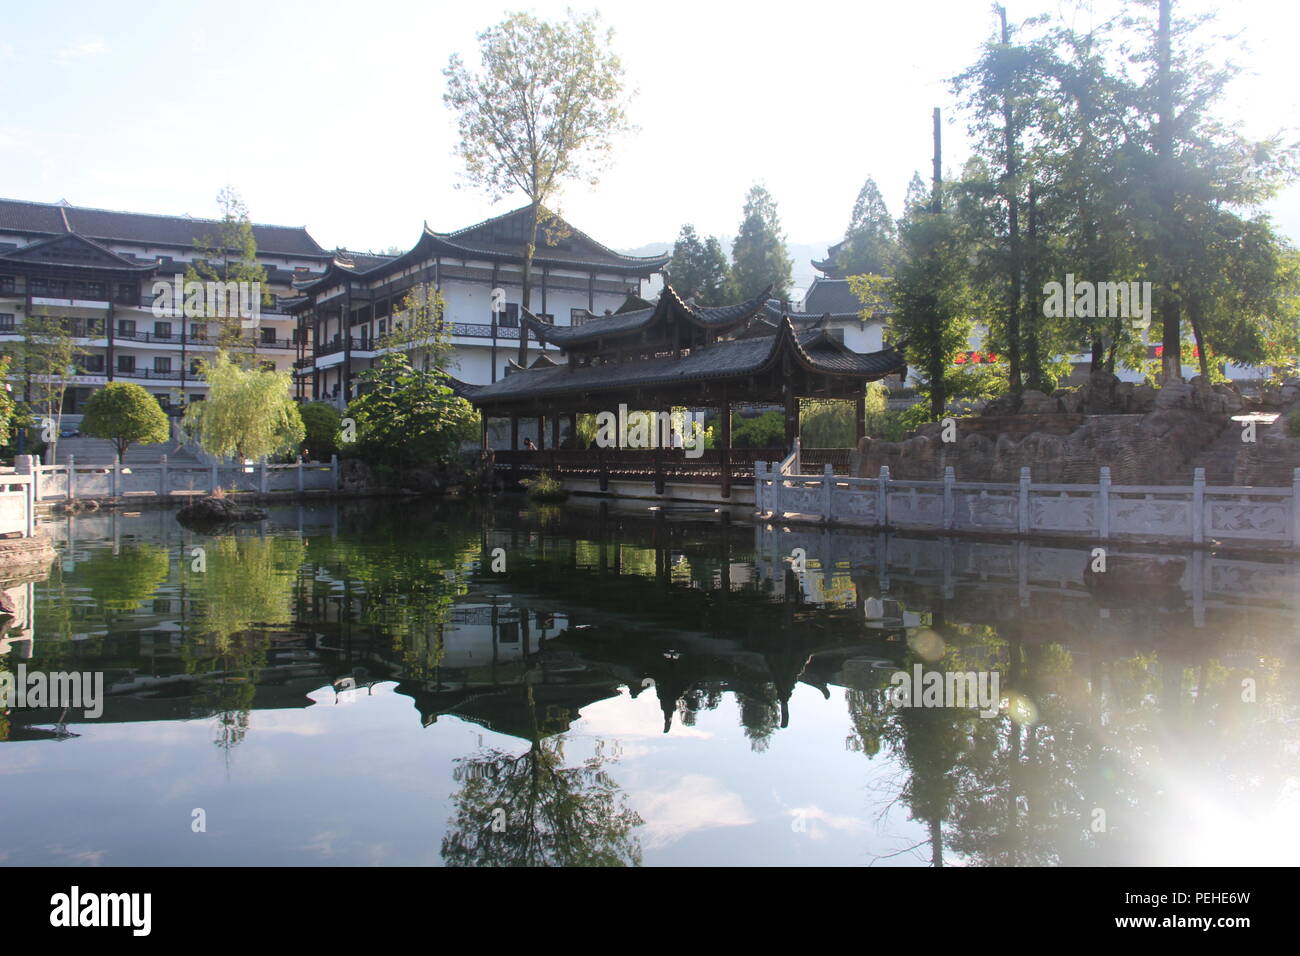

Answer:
[443,10,633,363]
[183,350,304,462]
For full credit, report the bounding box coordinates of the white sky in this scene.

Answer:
[1,0,1297,256]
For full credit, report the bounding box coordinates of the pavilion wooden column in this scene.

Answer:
[568,412,578,448]
[480,410,489,451]
[551,412,560,450]
[510,413,519,483]
[719,398,732,498]
[536,416,545,450]
[855,387,867,443]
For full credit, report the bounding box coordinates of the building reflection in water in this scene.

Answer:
[8,498,1299,865]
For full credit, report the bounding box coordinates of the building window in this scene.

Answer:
[190,359,202,374]
[0,276,15,294]
[261,327,276,344]
[571,308,590,326]
[117,355,135,373]
[498,303,519,328]
[84,355,104,373]
[535,313,554,325]
[0,313,13,331]
[189,323,206,341]
[116,283,136,305]
[154,321,172,339]
[117,319,136,338]
[154,357,172,373]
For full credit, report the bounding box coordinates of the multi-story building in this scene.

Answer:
[0,198,331,414]
[287,206,669,405]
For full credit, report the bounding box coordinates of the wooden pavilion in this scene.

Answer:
[464,284,907,497]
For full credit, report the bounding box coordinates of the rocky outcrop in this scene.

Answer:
[338,451,496,497]
[175,496,269,529]
[856,378,1247,483]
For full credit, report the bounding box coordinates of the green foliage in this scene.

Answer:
[668,224,733,304]
[79,382,170,459]
[346,352,477,470]
[799,387,889,447]
[184,350,305,461]
[0,356,17,449]
[855,192,976,418]
[522,470,569,503]
[731,184,793,300]
[882,402,936,442]
[298,402,341,460]
[730,410,785,449]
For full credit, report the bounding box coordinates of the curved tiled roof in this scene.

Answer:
[469,315,905,406]
[521,284,771,347]
[294,207,667,292]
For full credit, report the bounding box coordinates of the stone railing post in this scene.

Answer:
[1191,467,1205,544]
[1098,466,1111,540]
[110,457,120,498]
[771,462,784,519]
[822,463,833,523]
[210,462,218,494]
[297,457,305,493]
[26,475,35,537]
[160,454,169,497]
[943,466,955,530]
[877,465,890,529]
[331,454,340,490]
[1018,466,1030,534]
[754,461,765,515]
[1292,467,1300,549]
[67,455,75,500]
[259,457,269,495]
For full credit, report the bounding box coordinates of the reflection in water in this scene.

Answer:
[5,499,1298,866]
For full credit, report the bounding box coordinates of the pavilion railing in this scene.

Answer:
[491,447,792,494]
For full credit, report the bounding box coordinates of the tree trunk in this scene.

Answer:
[1156,0,1181,381]
[929,107,946,419]
[999,6,1023,396]
[1188,297,1211,379]
[518,200,541,365]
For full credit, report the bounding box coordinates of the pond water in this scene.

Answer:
[2,497,1298,866]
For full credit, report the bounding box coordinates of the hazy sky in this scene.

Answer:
[2,0,1297,257]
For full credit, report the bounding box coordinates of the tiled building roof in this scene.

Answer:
[0,198,328,258]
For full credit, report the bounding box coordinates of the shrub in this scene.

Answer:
[521,470,568,503]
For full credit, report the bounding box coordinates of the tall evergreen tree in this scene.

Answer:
[668,224,733,305]
[1127,0,1298,380]
[835,176,899,276]
[730,185,793,301]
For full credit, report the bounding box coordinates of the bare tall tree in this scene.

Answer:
[443,10,633,363]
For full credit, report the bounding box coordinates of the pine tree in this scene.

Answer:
[835,177,899,276]
[730,185,793,301]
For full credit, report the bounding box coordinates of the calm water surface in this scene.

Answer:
[2,498,1298,866]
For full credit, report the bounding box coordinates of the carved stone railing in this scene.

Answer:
[753,463,1300,550]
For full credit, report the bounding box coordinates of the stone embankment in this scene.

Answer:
[855,373,1298,484]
